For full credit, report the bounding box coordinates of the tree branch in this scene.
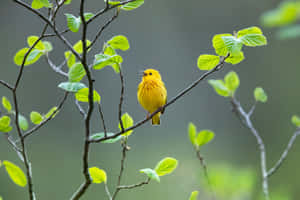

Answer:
[97,102,107,136]
[267,129,300,177]
[0,80,13,90]
[231,97,269,200]
[118,66,125,132]
[117,178,150,190]
[90,55,229,143]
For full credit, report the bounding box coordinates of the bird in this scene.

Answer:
[137,68,167,125]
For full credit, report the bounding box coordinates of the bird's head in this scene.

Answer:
[142,69,162,81]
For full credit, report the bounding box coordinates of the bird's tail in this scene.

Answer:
[152,112,161,125]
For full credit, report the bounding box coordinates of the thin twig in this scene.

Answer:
[97,102,107,136]
[267,129,300,177]
[23,92,69,139]
[195,150,215,199]
[231,97,269,200]
[44,29,70,38]
[117,178,150,190]
[105,184,113,200]
[0,80,13,90]
[45,54,68,77]
[90,54,230,143]
[88,8,119,49]
[75,100,86,117]
[112,140,129,200]
[118,66,125,132]
[87,0,135,24]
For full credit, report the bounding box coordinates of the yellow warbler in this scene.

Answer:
[137,69,167,125]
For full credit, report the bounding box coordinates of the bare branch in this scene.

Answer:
[87,0,135,24]
[0,80,13,90]
[90,55,230,143]
[88,8,119,49]
[45,54,68,77]
[118,67,125,132]
[231,97,269,200]
[97,102,107,136]
[117,178,150,190]
[76,100,87,118]
[267,129,300,177]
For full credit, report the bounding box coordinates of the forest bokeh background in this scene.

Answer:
[0,0,299,199]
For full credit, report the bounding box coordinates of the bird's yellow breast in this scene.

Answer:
[137,79,167,113]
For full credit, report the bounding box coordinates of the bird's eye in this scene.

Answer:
[149,72,152,75]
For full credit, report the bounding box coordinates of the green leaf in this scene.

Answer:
[119,113,134,136]
[107,0,121,6]
[188,122,197,146]
[42,41,53,52]
[0,116,12,133]
[45,107,58,119]
[291,115,300,127]
[121,0,144,11]
[107,35,130,51]
[225,51,245,65]
[197,54,220,70]
[27,36,45,50]
[140,168,160,182]
[89,132,122,143]
[73,40,92,54]
[2,96,12,112]
[208,80,230,97]
[14,48,43,66]
[212,33,232,56]
[237,26,263,38]
[65,51,76,68]
[30,111,43,125]
[84,12,94,21]
[103,44,116,56]
[93,54,123,73]
[254,87,268,103]
[68,62,86,82]
[224,71,239,93]
[261,2,299,27]
[2,160,27,187]
[31,0,52,9]
[221,36,243,56]
[58,82,86,92]
[240,34,267,47]
[64,0,72,4]
[65,14,81,32]
[18,115,28,131]
[276,25,300,40]
[89,167,107,184]
[75,88,101,103]
[154,157,178,176]
[196,130,214,147]
[0,196,2,200]
[189,191,199,200]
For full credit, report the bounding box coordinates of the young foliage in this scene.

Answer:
[68,62,86,82]
[93,54,123,73]
[107,0,144,11]
[291,115,300,127]
[197,54,220,70]
[30,111,43,125]
[107,35,130,51]
[64,51,76,68]
[73,40,91,54]
[89,132,122,143]
[65,14,81,32]
[58,82,86,92]
[0,116,12,133]
[154,157,178,176]
[88,167,107,184]
[45,107,58,119]
[188,123,215,149]
[254,87,268,103]
[18,114,29,131]
[140,168,160,182]
[75,88,101,103]
[31,0,52,10]
[208,71,240,97]
[260,1,300,27]
[2,96,12,113]
[2,160,27,187]
[188,191,199,200]
[119,113,134,136]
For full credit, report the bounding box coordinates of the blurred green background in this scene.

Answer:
[1,0,300,199]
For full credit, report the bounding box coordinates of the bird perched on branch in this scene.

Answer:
[137,69,167,125]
